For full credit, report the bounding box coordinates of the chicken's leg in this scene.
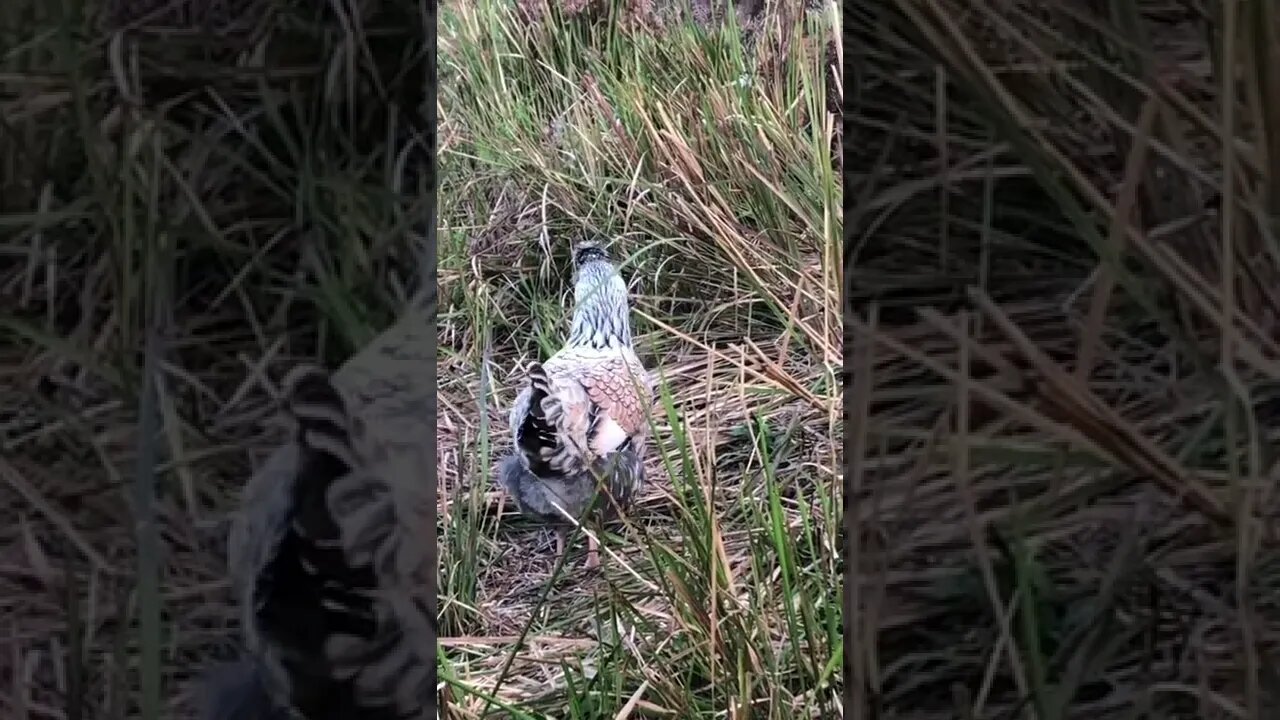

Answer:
[553,526,568,561]
[585,533,600,569]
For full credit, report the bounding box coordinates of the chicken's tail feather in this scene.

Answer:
[516,363,561,476]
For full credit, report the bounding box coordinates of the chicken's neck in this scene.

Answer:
[567,271,633,350]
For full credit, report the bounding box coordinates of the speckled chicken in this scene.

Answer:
[498,242,654,568]
[198,295,435,720]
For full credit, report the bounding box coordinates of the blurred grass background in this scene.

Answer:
[1,0,430,717]
[851,2,1280,718]
[436,0,840,717]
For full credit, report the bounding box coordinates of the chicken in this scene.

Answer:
[199,293,435,719]
[498,242,654,568]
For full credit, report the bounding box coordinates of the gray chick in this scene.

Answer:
[499,241,655,568]
[199,345,434,719]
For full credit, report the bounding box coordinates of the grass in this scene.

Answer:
[851,2,1280,718]
[1,0,429,717]
[436,0,841,717]
[2,0,839,717]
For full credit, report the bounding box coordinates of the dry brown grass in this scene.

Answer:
[1,0,429,716]
[4,0,839,717]
[851,2,1280,718]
